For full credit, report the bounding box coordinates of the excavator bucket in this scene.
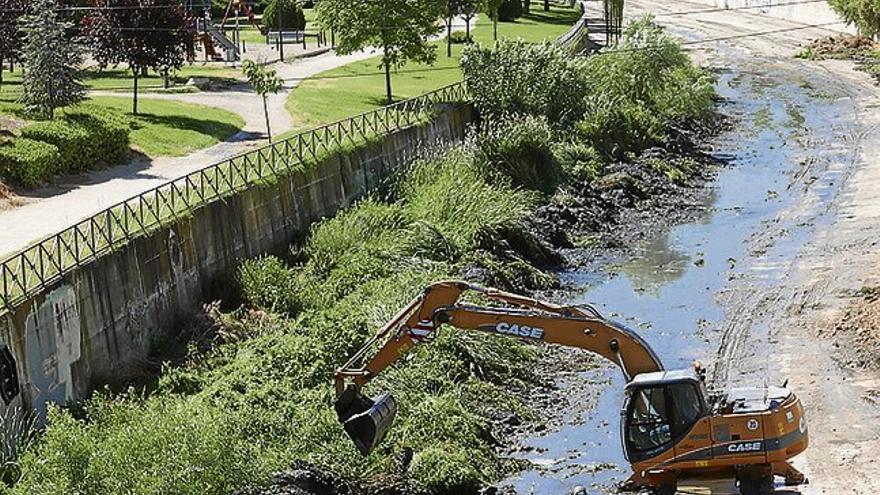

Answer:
[334,385,397,455]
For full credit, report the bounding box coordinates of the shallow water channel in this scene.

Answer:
[500,44,857,494]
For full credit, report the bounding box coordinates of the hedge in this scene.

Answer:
[19,112,130,175]
[0,138,61,188]
[499,0,523,21]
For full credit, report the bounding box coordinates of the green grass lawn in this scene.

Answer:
[284,5,580,132]
[86,96,245,157]
[1,69,245,158]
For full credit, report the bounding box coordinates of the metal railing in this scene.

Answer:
[0,5,592,316]
[0,82,467,314]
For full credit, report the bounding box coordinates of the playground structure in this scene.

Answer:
[187,0,327,63]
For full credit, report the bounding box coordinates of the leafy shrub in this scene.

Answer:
[553,141,604,182]
[238,256,301,314]
[498,0,523,21]
[578,16,715,158]
[828,0,880,37]
[398,145,537,252]
[449,30,469,44]
[472,115,562,194]
[263,0,306,30]
[0,138,61,188]
[19,112,130,174]
[461,39,589,129]
[12,396,269,495]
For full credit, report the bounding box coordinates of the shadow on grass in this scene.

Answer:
[522,10,581,25]
[131,112,242,141]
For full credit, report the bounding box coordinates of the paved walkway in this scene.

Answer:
[0,20,473,257]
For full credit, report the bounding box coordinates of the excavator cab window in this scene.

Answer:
[624,379,707,462]
[626,386,673,456]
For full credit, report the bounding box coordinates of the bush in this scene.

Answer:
[238,256,301,314]
[498,0,523,21]
[472,115,562,194]
[19,112,130,174]
[461,39,589,129]
[0,138,61,188]
[263,0,306,30]
[398,145,537,252]
[828,0,880,37]
[449,30,469,44]
[553,141,604,182]
[578,16,715,158]
[410,444,483,493]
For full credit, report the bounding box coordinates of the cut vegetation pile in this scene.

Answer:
[5,17,720,495]
[797,34,880,82]
[825,286,880,371]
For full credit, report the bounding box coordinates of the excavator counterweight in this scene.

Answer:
[333,281,809,494]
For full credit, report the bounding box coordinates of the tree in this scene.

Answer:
[317,0,443,104]
[242,60,283,141]
[460,0,479,42]
[482,0,504,40]
[0,0,27,90]
[83,0,194,115]
[444,0,469,57]
[828,0,880,37]
[19,0,86,119]
[263,0,306,30]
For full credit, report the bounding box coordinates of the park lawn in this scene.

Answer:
[81,65,241,92]
[1,74,244,158]
[284,5,580,133]
[85,96,245,157]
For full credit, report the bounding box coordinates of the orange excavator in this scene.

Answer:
[334,281,809,495]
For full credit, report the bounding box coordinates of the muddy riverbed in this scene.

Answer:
[497,7,880,494]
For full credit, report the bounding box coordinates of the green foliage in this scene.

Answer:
[828,0,880,37]
[497,0,523,21]
[578,15,715,158]
[238,256,301,314]
[13,397,269,495]
[470,115,562,194]
[0,138,60,188]
[410,445,482,493]
[461,39,589,129]
[20,113,130,173]
[398,146,537,252]
[449,30,470,44]
[18,0,85,119]
[242,60,284,140]
[317,0,444,101]
[553,141,604,182]
[263,0,307,30]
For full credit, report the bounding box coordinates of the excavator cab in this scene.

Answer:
[622,369,708,463]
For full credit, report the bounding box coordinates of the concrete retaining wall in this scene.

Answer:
[0,104,476,422]
[686,0,855,34]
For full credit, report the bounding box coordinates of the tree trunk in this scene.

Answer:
[466,17,471,42]
[544,0,550,11]
[446,20,452,57]
[133,70,139,115]
[493,17,498,41]
[163,68,170,89]
[384,58,392,104]
[263,95,272,141]
[524,0,530,14]
[0,54,4,91]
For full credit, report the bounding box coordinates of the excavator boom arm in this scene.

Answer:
[333,281,663,455]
